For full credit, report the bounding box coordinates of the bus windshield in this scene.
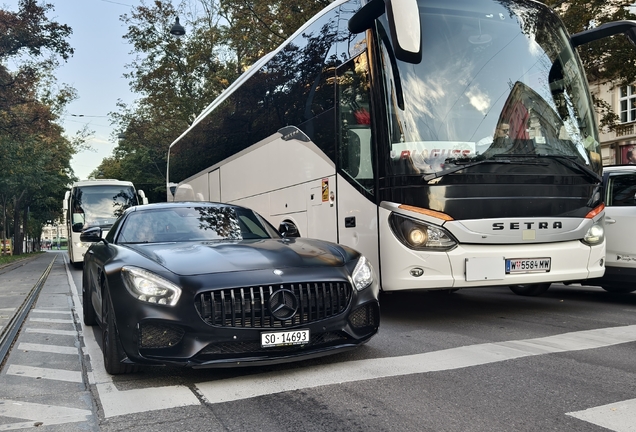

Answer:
[378,0,601,177]
[71,185,137,231]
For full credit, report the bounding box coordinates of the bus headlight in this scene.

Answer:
[121,266,182,306]
[389,213,457,251]
[351,256,374,291]
[582,223,604,246]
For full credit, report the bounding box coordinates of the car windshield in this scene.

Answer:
[117,206,279,244]
[377,0,601,176]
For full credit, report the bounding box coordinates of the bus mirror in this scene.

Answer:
[72,222,85,233]
[570,20,636,48]
[63,191,69,210]
[385,0,422,63]
[349,0,422,64]
[138,189,149,205]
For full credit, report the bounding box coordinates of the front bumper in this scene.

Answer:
[108,269,380,368]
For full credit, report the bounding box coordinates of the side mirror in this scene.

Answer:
[349,0,422,64]
[72,222,85,233]
[62,191,69,210]
[278,222,299,238]
[138,189,149,205]
[80,227,104,243]
[571,20,636,47]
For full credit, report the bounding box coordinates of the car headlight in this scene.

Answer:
[121,266,182,306]
[582,222,604,246]
[389,213,457,251]
[352,256,373,291]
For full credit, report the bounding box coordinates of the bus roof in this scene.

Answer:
[71,179,135,188]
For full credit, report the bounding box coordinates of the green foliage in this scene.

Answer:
[0,0,76,254]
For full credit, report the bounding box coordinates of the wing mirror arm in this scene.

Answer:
[571,20,636,48]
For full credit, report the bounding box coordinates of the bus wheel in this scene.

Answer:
[601,285,636,294]
[509,283,550,296]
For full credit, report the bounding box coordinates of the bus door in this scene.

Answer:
[335,52,380,270]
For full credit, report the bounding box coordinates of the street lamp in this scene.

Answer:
[170,17,186,37]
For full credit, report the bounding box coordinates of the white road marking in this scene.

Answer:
[196,325,636,404]
[567,398,636,432]
[29,317,74,324]
[0,398,91,430]
[31,309,72,316]
[18,343,77,355]
[25,328,77,336]
[6,365,83,383]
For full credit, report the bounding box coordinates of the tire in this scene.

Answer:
[509,283,551,297]
[601,285,636,294]
[102,288,138,375]
[82,272,97,326]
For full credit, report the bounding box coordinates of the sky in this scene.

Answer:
[6,0,145,180]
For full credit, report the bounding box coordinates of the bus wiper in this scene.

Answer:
[422,154,536,182]
[536,154,602,183]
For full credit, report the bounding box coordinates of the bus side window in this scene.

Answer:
[337,52,374,193]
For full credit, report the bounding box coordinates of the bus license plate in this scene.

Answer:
[505,258,551,274]
[261,329,310,348]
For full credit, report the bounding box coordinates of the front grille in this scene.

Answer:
[139,322,185,349]
[195,282,352,328]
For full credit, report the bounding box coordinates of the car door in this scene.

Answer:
[604,170,636,268]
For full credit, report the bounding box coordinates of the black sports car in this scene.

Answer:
[80,202,380,374]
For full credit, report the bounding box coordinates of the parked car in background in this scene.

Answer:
[81,202,380,374]
[583,165,636,293]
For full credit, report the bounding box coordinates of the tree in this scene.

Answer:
[546,0,636,129]
[0,0,77,254]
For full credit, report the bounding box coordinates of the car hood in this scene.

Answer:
[123,238,347,276]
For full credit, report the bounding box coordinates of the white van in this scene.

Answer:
[584,165,636,293]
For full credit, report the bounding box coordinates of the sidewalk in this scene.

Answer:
[0,251,99,431]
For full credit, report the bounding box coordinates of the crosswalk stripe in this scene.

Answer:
[6,365,82,383]
[0,398,90,430]
[25,328,77,336]
[567,398,636,432]
[196,325,636,404]
[29,318,74,324]
[18,343,77,355]
[31,309,72,316]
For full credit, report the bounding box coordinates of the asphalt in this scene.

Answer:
[0,251,99,431]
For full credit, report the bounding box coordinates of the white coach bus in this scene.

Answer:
[167,0,636,296]
[63,179,147,266]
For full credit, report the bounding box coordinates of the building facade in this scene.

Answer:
[591,82,636,166]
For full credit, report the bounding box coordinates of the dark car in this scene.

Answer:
[81,202,380,374]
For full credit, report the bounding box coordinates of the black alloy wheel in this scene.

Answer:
[82,272,96,326]
[102,286,138,375]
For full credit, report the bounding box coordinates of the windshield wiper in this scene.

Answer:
[422,157,543,182]
[535,154,602,183]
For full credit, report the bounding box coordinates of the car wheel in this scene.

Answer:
[82,272,96,326]
[509,283,551,296]
[102,287,137,375]
[601,285,636,294]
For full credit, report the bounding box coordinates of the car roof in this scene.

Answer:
[125,201,244,214]
[603,164,636,173]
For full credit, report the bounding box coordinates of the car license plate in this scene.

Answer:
[505,258,551,274]
[261,329,310,348]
